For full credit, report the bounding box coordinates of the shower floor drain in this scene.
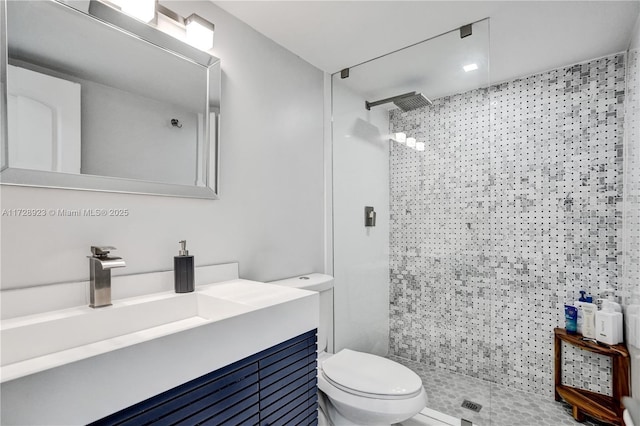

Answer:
[461,400,482,412]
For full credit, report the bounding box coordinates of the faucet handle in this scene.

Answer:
[91,246,116,258]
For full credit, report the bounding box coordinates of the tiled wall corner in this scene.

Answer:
[389,54,625,397]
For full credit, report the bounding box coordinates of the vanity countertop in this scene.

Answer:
[1,271,319,425]
[1,279,316,382]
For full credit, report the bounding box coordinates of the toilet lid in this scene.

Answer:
[321,349,422,397]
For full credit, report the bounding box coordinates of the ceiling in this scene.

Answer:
[215,1,639,98]
[332,19,491,102]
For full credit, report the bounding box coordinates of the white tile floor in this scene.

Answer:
[390,355,611,426]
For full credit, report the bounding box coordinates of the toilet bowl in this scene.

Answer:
[318,350,426,425]
[269,274,427,425]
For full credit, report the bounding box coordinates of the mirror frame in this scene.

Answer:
[0,0,220,199]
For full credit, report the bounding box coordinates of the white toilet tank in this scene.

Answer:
[269,274,334,354]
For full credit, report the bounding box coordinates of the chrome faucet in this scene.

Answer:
[88,246,126,308]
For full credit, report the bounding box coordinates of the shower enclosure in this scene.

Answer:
[331,20,493,424]
[331,13,633,423]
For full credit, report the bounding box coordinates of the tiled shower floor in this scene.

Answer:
[389,356,611,426]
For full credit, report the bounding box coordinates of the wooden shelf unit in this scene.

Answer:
[554,328,631,425]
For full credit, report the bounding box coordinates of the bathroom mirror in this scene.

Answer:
[0,0,221,199]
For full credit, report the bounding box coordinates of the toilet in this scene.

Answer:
[270,274,427,425]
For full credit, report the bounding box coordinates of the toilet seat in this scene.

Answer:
[322,372,423,400]
[321,349,423,400]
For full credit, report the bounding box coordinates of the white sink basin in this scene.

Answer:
[1,291,253,381]
[1,267,320,426]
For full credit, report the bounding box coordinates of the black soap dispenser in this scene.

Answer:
[174,240,194,293]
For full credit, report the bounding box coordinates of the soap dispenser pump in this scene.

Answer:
[174,240,194,293]
[579,290,588,302]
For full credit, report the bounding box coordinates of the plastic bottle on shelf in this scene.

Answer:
[596,300,623,345]
[575,290,589,334]
[575,290,596,336]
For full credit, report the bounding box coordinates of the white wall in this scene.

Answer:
[630,13,640,50]
[0,0,325,290]
[332,77,390,356]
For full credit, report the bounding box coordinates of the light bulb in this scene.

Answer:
[117,0,156,23]
[416,142,425,151]
[186,14,215,51]
[406,137,416,148]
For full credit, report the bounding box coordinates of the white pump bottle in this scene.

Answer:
[595,300,623,345]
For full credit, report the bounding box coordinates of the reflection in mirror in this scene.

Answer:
[1,0,221,198]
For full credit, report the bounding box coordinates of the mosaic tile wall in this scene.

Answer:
[389,54,626,398]
[624,47,640,302]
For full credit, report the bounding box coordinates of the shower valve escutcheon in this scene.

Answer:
[365,206,376,227]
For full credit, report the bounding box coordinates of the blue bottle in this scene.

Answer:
[565,305,578,334]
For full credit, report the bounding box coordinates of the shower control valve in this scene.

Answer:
[365,206,376,227]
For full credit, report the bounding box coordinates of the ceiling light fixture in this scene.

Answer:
[463,63,478,72]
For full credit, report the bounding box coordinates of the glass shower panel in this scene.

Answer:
[332,19,491,425]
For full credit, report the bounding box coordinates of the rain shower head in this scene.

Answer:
[365,91,432,112]
[393,93,432,111]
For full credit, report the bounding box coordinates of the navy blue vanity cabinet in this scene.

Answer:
[258,330,318,426]
[91,330,318,426]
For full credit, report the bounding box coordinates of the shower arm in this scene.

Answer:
[365,92,416,110]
